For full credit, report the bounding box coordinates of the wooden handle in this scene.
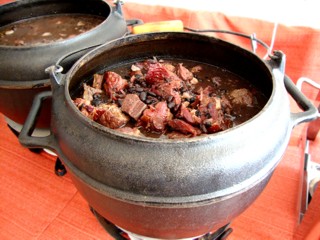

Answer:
[132,20,184,34]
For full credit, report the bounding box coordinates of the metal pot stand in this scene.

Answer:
[90,207,233,240]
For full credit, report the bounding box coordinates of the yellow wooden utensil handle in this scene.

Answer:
[132,20,184,34]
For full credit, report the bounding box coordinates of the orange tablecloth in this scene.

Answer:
[1,1,320,239]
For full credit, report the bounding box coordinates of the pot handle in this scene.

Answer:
[269,51,318,127]
[55,44,101,74]
[114,0,124,16]
[19,91,58,152]
[285,75,319,127]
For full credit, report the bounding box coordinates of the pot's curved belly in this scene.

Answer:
[62,151,274,239]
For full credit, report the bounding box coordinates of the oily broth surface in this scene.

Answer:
[0,14,105,46]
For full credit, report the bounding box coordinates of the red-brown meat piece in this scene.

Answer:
[168,119,201,137]
[104,71,128,99]
[203,116,226,133]
[121,94,147,120]
[145,62,170,84]
[177,63,193,81]
[193,87,228,133]
[145,62,181,85]
[78,104,105,122]
[177,102,201,125]
[151,78,183,105]
[73,97,86,108]
[138,101,172,133]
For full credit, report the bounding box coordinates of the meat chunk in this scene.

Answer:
[77,104,105,121]
[138,101,172,133]
[197,87,219,120]
[73,97,86,108]
[220,95,232,114]
[152,79,182,105]
[145,62,170,84]
[177,102,201,125]
[92,74,104,89]
[191,87,228,133]
[229,88,253,106]
[83,83,102,104]
[168,119,201,137]
[97,103,129,129]
[73,97,105,121]
[177,63,193,81]
[121,94,147,120]
[163,62,176,73]
[203,115,227,133]
[104,71,128,99]
[191,65,202,73]
[145,62,181,85]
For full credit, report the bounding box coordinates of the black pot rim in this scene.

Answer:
[0,78,50,88]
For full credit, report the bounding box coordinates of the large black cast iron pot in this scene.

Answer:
[0,0,127,130]
[19,32,318,239]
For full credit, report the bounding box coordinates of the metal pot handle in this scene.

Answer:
[268,51,318,127]
[285,75,319,127]
[19,91,58,151]
[55,44,101,74]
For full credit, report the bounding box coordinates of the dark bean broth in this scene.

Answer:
[0,14,105,46]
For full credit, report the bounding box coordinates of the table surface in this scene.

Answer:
[1,1,320,239]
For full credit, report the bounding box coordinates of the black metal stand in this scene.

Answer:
[54,157,67,176]
[90,206,232,240]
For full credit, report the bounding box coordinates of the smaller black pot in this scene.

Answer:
[0,0,129,130]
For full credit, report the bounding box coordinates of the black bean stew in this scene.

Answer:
[72,58,268,139]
